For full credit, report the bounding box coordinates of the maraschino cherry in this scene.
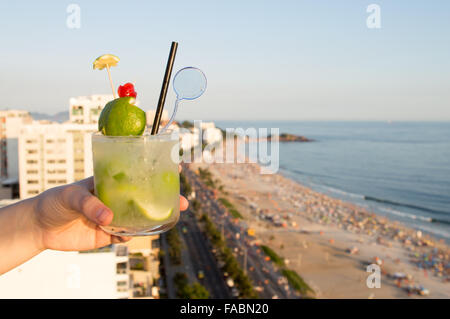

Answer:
[118,82,137,98]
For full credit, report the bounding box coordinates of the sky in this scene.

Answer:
[0,0,449,121]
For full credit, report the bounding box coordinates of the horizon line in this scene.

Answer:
[2,108,450,123]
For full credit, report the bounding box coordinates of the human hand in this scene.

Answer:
[32,176,189,252]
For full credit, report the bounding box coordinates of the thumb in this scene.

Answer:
[61,177,113,225]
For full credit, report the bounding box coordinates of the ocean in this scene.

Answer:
[214,121,450,241]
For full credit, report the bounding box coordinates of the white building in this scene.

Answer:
[198,122,223,145]
[146,109,169,129]
[69,95,113,124]
[203,127,223,145]
[18,122,96,199]
[180,130,200,151]
[200,121,216,130]
[176,123,223,151]
[0,110,33,181]
[0,244,130,299]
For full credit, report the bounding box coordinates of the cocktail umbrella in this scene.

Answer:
[93,54,120,98]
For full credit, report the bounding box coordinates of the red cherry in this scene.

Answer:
[118,82,137,98]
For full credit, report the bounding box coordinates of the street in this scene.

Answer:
[184,166,298,299]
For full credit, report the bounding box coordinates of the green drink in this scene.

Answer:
[92,131,180,236]
[90,51,206,236]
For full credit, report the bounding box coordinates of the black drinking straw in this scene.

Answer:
[151,41,178,135]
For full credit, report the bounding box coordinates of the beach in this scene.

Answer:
[190,160,450,299]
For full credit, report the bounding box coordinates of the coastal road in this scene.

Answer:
[178,209,232,298]
[161,206,231,299]
[184,166,297,299]
[160,234,177,299]
[209,200,293,299]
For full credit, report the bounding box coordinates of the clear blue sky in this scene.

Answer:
[0,0,449,121]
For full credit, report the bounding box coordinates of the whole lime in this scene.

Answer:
[98,97,146,136]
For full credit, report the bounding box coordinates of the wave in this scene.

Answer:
[281,167,331,180]
[316,184,365,200]
[280,167,365,199]
[378,206,433,222]
[433,219,450,226]
[376,207,450,230]
[311,185,450,226]
[279,167,450,232]
[364,196,450,216]
[411,223,450,239]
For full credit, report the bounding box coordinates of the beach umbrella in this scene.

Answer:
[93,54,120,98]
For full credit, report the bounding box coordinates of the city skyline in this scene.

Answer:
[0,1,449,121]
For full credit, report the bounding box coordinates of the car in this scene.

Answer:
[197,270,205,280]
[231,287,240,297]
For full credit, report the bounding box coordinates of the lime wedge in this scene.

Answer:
[93,54,120,70]
[113,172,128,183]
[96,182,112,206]
[128,199,174,221]
[152,171,179,195]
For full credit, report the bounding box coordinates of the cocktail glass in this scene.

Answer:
[92,130,180,236]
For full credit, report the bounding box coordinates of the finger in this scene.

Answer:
[111,236,132,244]
[92,230,132,249]
[62,184,113,226]
[180,195,189,211]
[73,176,95,193]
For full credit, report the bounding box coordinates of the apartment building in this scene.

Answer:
[203,128,223,145]
[0,243,131,299]
[0,110,33,180]
[69,94,113,124]
[125,236,161,298]
[146,109,169,128]
[18,122,96,199]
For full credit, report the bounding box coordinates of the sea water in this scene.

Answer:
[215,120,450,241]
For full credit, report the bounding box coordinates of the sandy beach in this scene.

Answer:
[191,161,450,299]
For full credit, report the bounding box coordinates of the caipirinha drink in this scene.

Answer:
[91,53,180,236]
[92,131,180,236]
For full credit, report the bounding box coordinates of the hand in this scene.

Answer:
[32,176,189,252]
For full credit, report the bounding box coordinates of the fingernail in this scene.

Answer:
[96,208,109,224]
